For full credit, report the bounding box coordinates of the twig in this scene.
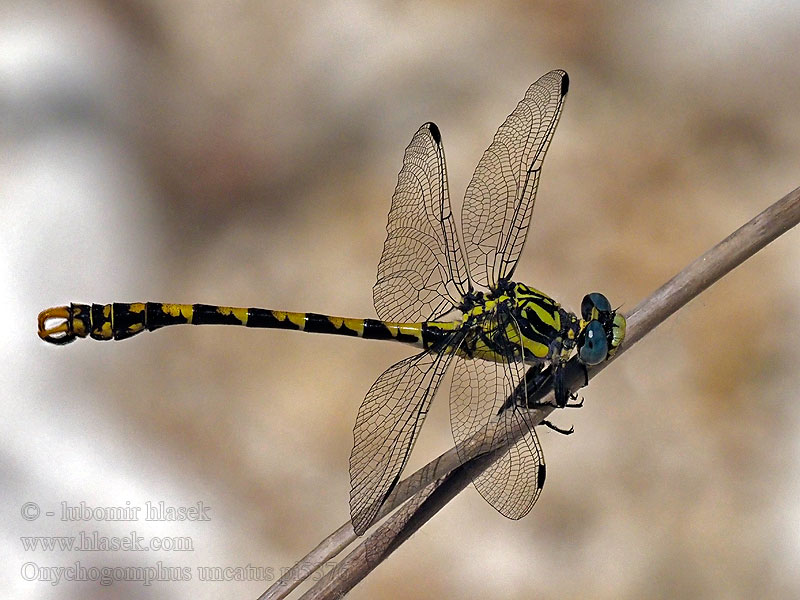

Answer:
[259,185,800,600]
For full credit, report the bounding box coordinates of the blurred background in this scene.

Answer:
[3,1,800,598]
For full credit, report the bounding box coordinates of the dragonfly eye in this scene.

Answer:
[578,320,608,365]
[581,292,611,321]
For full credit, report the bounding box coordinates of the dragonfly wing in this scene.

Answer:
[450,315,546,519]
[350,340,459,535]
[374,122,471,323]
[462,70,569,289]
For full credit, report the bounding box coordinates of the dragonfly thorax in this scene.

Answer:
[454,282,625,372]
[458,281,579,364]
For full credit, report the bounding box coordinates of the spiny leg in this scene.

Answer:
[540,420,574,435]
[498,362,552,415]
[534,363,580,433]
[564,394,584,409]
[522,362,565,409]
[562,364,589,408]
[525,363,554,399]
[499,362,582,434]
[534,361,591,409]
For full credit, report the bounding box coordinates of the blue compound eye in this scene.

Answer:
[581,293,611,321]
[578,320,608,365]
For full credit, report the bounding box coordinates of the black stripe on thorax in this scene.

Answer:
[516,316,554,347]
[517,299,561,342]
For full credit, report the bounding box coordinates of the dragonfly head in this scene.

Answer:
[576,292,626,365]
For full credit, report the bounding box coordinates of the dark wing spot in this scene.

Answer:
[426,122,441,144]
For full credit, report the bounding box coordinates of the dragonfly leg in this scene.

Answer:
[564,393,584,409]
[526,362,552,388]
[498,362,552,415]
[521,363,567,409]
[559,364,589,407]
[554,363,590,408]
[541,420,574,436]
[554,364,569,408]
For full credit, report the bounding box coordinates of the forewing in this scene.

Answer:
[350,340,460,535]
[462,70,569,288]
[374,122,470,322]
[449,315,545,519]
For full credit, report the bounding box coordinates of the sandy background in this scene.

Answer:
[4,1,800,598]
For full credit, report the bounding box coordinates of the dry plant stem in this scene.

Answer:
[257,441,474,599]
[259,186,800,600]
[298,446,518,600]
[297,459,487,600]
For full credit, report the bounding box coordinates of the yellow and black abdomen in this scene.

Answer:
[37,302,456,349]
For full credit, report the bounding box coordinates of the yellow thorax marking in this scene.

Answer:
[463,293,511,322]
[525,300,560,330]
[456,284,563,362]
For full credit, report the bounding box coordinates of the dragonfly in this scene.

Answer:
[38,70,625,535]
